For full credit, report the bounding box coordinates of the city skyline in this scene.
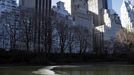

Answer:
[16,0,134,15]
[0,0,134,68]
[52,0,134,16]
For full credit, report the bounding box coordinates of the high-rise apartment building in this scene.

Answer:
[87,0,113,53]
[61,0,111,53]
[120,0,134,32]
[88,0,108,26]
[62,0,112,15]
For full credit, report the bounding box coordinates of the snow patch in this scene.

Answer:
[32,66,59,75]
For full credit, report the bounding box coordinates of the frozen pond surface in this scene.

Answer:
[0,65,134,75]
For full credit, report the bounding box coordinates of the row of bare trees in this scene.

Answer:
[19,9,34,51]
[0,8,20,50]
[51,11,93,54]
[0,7,93,54]
[53,22,92,54]
[1,8,134,54]
[0,8,34,51]
[1,9,134,54]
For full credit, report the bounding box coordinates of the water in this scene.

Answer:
[0,65,134,75]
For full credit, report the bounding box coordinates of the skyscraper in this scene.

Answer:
[60,0,94,51]
[62,0,112,17]
[61,0,111,53]
[19,0,35,8]
[19,0,52,52]
[120,0,134,32]
[87,0,109,53]
[88,0,107,15]
[88,0,108,26]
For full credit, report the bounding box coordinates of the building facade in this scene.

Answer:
[103,9,121,54]
[87,0,108,53]
[19,0,35,8]
[60,0,113,53]
[0,0,17,14]
[88,0,108,26]
[19,0,52,52]
[58,0,94,52]
[120,0,134,32]
[71,0,94,52]
[61,0,112,26]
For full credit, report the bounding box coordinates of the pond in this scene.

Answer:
[0,65,134,75]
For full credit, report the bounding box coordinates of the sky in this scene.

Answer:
[52,0,134,16]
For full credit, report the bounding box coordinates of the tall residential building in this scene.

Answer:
[71,0,94,51]
[87,0,108,53]
[19,0,51,9]
[61,0,113,27]
[88,0,109,26]
[61,0,113,53]
[19,0,52,51]
[88,0,108,15]
[60,0,94,28]
[0,0,17,14]
[60,0,94,51]
[102,9,121,54]
[61,0,112,14]
[71,0,93,26]
[120,0,134,32]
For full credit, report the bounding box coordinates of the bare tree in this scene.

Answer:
[116,28,134,52]
[19,9,34,51]
[56,21,69,54]
[0,9,19,50]
[66,27,75,53]
[74,26,91,54]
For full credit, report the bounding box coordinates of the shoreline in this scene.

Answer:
[0,61,133,67]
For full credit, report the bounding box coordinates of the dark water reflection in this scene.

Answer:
[0,66,41,75]
[54,65,134,75]
[0,65,134,75]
